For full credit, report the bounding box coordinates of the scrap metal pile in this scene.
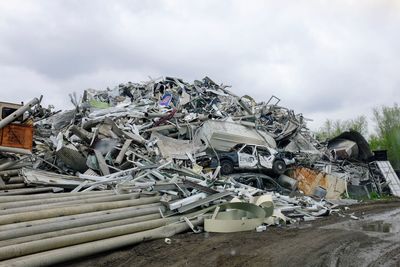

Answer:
[0,76,399,266]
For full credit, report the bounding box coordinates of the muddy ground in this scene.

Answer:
[64,200,400,267]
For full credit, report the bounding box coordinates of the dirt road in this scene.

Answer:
[63,200,400,267]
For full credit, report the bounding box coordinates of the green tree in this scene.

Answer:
[346,116,369,136]
[316,115,368,141]
[371,104,400,169]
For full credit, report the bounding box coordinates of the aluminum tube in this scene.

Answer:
[0,97,40,130]
[0,203,161,232]
[0,218,203,266]
[0,187,59,196]
[0,204,164,241]
[0,146,31,155]
[0,190,112,203]
[0,196,161,225]
[0,184,25,190]
[0,216,180,260]
[0,162,32,172]
[0,213,162,247]
[0,193,140,215]
[0,192,120,210]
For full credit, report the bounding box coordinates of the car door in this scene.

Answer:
[256,146,274,169]
[238,145,257,169]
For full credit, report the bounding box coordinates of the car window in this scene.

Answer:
[231,144,243,152]
[241,145,254,155]
[257,147,271,157]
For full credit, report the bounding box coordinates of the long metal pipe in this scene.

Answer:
[0,190,112,203]
[0,216,182,260]
[0,191,118,210]
[0,187,60,196]
[0,184,25,190]
[0,97,41,130]
[0,213,161,247]
[0,196,161,225]
[0,146,31,155]
[0,204,163,241]
[0,218,203,267]
[0,193,140,215]
[0,159,32,172]
[0,203,161,232]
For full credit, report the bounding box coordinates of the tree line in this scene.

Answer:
[315,104,400,169]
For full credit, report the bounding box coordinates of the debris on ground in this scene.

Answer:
[0,76,399,266]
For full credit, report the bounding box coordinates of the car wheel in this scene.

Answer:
[272,159,286,174]
[220,159,234,175]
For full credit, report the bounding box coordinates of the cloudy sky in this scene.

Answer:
[0,0,399,132]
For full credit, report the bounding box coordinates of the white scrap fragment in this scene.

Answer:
[350,215,359,220]
[256,225,267,232]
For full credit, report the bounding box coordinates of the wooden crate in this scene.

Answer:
[0,124,33,151]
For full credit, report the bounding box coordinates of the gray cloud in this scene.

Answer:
[0,0,399,132]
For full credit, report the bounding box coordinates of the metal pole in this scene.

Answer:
[0,196,161,225]
[0,203,160,232]
[0,187,60,196]
[0,190,112,203]
[0,216,180,260]
[0,213,161,247]
[0,97,41,130]
[0,193,140,215]
[0,191,117,210]
[0,184,25,190]
[0,146,32,155]
[0,204,163,241]
[0,218,203,267]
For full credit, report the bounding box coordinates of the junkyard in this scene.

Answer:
[0,76,399,266]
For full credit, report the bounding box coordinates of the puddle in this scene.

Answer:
[322,208,400,239]
[361,220,393,233]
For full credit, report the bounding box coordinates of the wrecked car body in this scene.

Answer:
[201,143,295,175]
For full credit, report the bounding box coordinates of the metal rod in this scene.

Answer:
[0,146,32,155]
[0,213,161,247]
[0,204,164,241]
[0,192,115,210]
[0,184,25,190]
[0,187,60,196]
[0,196,161,225]
[0,193,140,215]
[0,203,161,232]
[0,190,112,203]
[0,97,41,130]
[0,218,203,267]
[0,216,181,260]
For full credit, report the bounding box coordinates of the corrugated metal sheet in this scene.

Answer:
[376,161,400,197]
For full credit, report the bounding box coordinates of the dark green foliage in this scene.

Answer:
[371,104,400,169]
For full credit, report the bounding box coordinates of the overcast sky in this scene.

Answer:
[0,0,399,132]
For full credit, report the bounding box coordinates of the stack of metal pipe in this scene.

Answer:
[0,191,202,267]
